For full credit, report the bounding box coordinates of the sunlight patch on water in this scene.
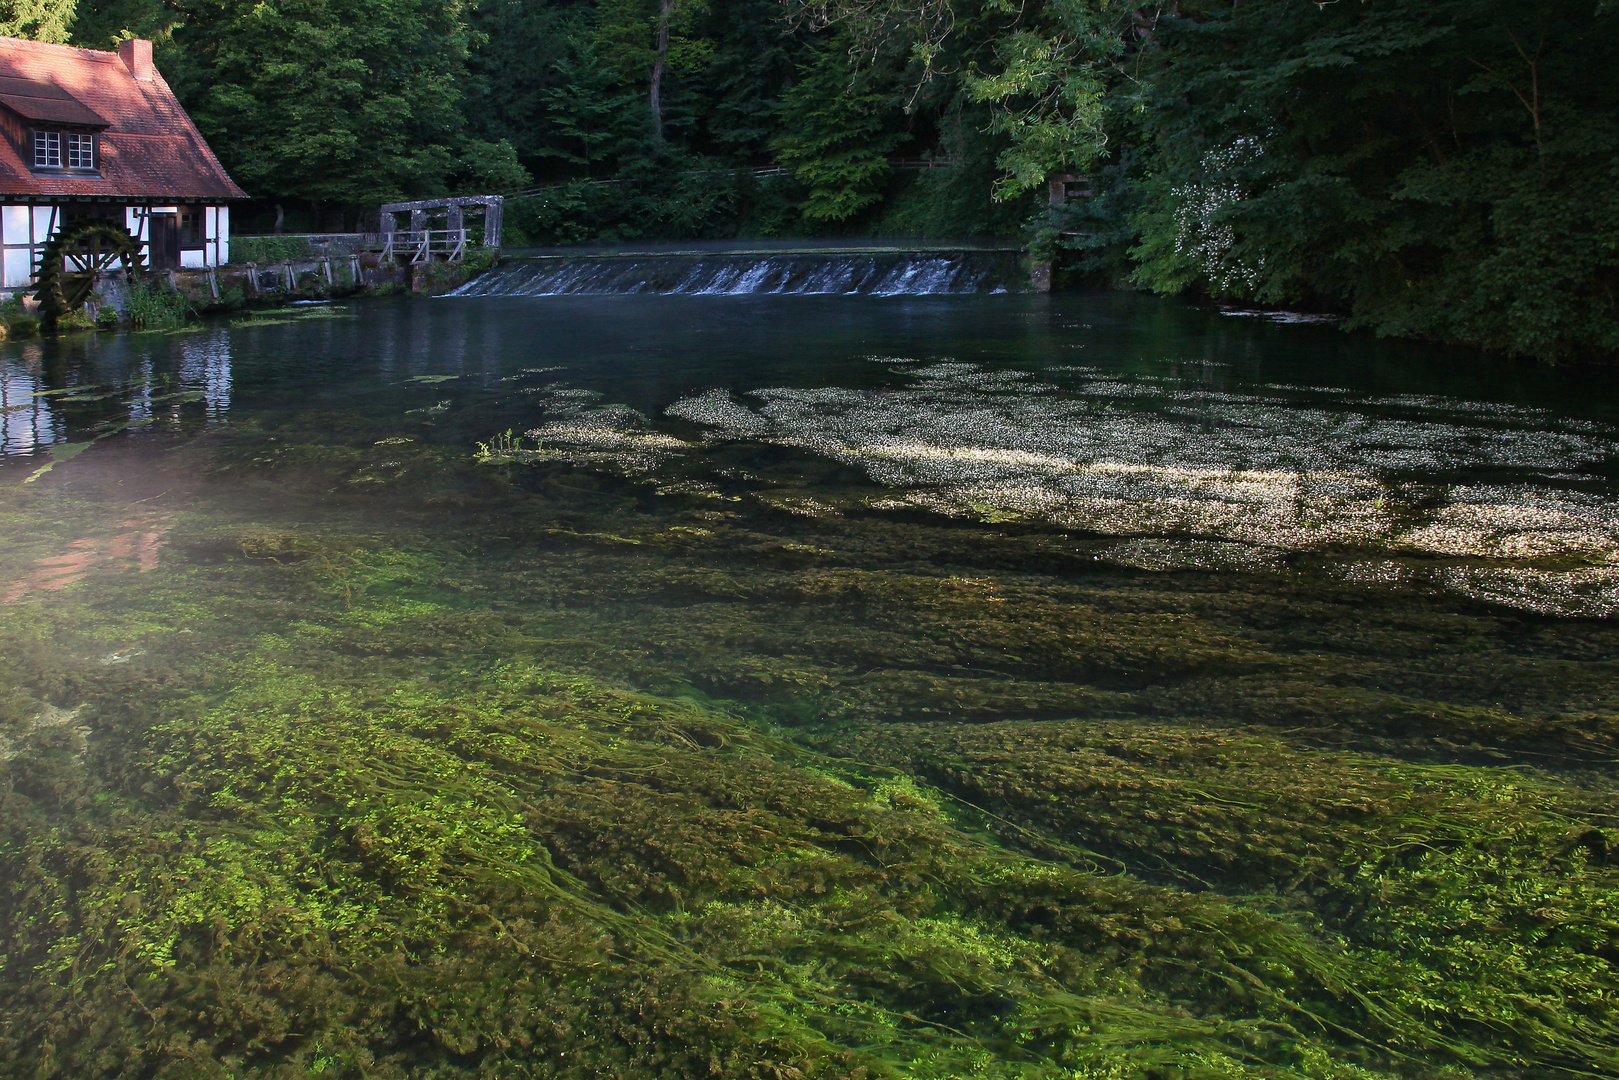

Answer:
[667,362,1619,617]
[1438,565,1619,619]
[525,407,693,474]
[1396,487,1619,561]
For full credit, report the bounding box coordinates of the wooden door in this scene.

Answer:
[148,213,179,269]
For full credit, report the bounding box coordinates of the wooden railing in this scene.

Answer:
[375,197,502,263]
[378,229,468,264]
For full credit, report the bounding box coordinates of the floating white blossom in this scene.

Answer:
[665,361,1619,617]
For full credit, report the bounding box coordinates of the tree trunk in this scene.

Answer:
[649,0,672,143]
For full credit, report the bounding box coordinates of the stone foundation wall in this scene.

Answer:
[0,252,497,335]
[91,251,490,315]
[160,252,403,307]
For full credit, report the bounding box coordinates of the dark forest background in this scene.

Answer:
[7,0,1617,360]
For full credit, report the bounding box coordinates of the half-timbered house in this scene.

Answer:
[0,35,244,291]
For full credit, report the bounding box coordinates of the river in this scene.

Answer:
[2,280,1616,1077]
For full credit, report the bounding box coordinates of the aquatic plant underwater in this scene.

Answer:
[2,301,1618,1079]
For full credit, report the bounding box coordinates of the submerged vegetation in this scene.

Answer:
[4,325,1619,1076]
[5,533,1618,1076]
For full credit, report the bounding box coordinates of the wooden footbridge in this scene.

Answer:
[375,196,504,264]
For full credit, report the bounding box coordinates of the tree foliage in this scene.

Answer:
[42,0,1619,358]
[1091,0,1619,361]
[82,0,519,206]
[963,18,1109,199]
[0,0,75,41]
[771,46,903,221]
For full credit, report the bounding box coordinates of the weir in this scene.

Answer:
[450,246,1026,297]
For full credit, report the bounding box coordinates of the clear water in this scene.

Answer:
[3,289,1618,1078]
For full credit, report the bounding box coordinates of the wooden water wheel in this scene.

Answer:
[34,220,145,324]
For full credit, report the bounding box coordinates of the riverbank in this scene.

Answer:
[0,250,499,339]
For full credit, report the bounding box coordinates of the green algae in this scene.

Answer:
[0,593,1610,1077]
[21,438,99,484]
[0,653,1439,1078]
[835,722,1619,1070]
[3,404,1619,1078]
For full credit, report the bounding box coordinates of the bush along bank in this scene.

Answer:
[1033,0,1619,364]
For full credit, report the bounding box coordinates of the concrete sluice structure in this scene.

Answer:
[453,247,1027,297]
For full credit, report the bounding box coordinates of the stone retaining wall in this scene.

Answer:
[95,251,491,315]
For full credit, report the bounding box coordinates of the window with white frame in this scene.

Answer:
[66,133,94,169]
[32,130,58,168]
[31,132,94,171]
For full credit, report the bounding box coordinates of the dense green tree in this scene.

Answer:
[694,0,795,159]
[534,36,643,171]
[1088,0,1619,360]
[771,44,904,221]
[0,0,75,41]
[176,0,492,205]
[593,0,712,143]
[460,0,584,178]
[960,0,1112,199]
[73,0,527,212]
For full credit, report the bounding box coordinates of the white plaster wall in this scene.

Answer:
[126,207,151,267]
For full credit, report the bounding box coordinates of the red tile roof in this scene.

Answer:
[0,74,109,126]
[0,36,246,201]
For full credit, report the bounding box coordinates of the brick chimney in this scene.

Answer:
[118,38,154,81]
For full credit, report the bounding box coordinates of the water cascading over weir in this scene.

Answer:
[450,245,1026,297]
